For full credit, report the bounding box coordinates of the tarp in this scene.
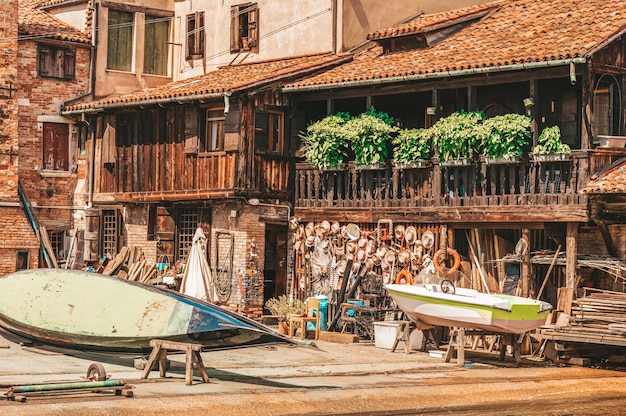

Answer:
[180,228,217,303]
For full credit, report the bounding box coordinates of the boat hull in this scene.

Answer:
[0,269,288,352]
[385,284,551,334]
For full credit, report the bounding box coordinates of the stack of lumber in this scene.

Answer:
[570,288,626,334]
[100,246,158,284]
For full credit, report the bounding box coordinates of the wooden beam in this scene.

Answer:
[566,222,579,289]
[521,228,530,298]
[598,221,619,257]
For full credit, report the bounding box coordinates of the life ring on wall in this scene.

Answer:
[395,269,413,285]
[433,247,461,276]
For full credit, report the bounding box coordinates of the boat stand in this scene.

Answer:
[140,339,210,385]
[445,328,524,365]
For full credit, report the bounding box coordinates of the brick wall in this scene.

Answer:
[0,0,19,202]
[16,38,91,230]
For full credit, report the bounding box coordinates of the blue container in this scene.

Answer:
[307,295,329,331]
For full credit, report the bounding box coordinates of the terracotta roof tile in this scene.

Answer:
[63,54,351,112]
[285,0,626,90]
[19,0,91,44]
[583,159,626,194]
[367,1,507,40]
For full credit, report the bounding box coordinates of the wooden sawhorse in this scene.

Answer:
[140,339,210,385]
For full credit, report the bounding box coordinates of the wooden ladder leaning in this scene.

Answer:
[140,339,210,385]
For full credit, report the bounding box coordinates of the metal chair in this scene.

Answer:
[289,297,320,340]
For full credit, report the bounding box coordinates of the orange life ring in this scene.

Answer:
[433,247,461,276]
[395,269,413,285]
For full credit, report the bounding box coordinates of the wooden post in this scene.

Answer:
[566,222,578,289]
[521,228,531,297]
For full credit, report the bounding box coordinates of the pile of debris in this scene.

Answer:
[100,246,159,284]
[537,288,626,366]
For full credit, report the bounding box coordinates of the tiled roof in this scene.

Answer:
[19,0,91,44]
[583,159,626,194]
[63,54,351,113]
[284,0,626,91]
[367,1,507,40]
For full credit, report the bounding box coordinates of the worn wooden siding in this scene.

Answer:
[95,107,238,194]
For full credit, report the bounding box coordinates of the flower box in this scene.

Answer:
[393,160,428,169]
[484,156,521,165]
[355,162,386,170]
[440,157,472,167]
[532,153,570,162]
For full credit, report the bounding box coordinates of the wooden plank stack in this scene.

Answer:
[100,246,158,284]
[570,288,626,333]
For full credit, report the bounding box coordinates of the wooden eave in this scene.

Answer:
[294,204,589,226]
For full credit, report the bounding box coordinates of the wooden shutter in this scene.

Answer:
[254,111,269,152]
[248,6,258,47]
[230,7,239,52]
[184,106,199,154]
[38,46,50,76]
[64,49,75,78]
[42,123,69,171]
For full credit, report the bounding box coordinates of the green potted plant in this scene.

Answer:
[532,125,571,161]
[392,128,432,168]
[299,115,350,170]
[265,295,305,334]
[481,113,531,164]
[342,113,398,169]
[431,110,486,165]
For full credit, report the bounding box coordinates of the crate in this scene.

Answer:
[373,321,423,350]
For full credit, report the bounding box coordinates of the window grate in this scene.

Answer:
[177,210,198,261]
[102,210,118,259]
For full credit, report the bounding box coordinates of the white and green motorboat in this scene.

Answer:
[385,283,552,334]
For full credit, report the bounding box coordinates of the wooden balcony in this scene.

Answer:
[294,149,625,225]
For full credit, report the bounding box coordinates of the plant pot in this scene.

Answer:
[393,160,428,169]
[532,153,570,162]
[484,155,521,165]
[277,321,289,335]
[355,162,386,170]
[320,163,346,172]
[440,157,472,167]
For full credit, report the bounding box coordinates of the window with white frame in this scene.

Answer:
[186,12,205,60]
[200,109,225,152]
[107,9,134,71]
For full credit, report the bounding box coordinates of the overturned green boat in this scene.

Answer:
[0,269,288,352]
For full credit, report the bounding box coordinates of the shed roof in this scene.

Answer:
[19,0,91,44]
[283,0,626,91]
[63,54,351,113]
[583,159,626,195]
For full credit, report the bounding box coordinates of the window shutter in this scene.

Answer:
[230,7,239,52]
[198,12,205,57]
[38,46,50,76]
[184,106,199,154]
[64,49,76,78]
[248,7,258,47]
[254,111,269,152]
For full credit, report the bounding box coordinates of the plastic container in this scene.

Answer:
[373,321,424,350]
[306,295,329,331]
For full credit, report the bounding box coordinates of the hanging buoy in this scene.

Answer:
[395,269,413,285]
[433,247,461,275]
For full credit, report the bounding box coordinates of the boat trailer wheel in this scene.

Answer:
[440,279,455,294]
[87,362,107,381]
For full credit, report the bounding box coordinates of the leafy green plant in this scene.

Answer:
[341,114,398,166]
[265,295,305,322]
[431,110,486,163]
[364,106,395,126]
[533,125,570,154]
[299,115,349,170]
[392,128,432,163]
[481,114,531,160]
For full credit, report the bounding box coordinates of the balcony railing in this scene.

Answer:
[294,151,611,209]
